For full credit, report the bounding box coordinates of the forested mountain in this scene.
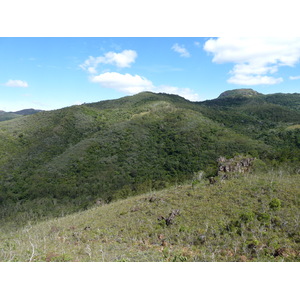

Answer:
[0,90,299,227]
[0,111,20,122]
[197,89,300,161]
[0,108,42,122]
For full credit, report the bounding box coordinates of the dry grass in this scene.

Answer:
[0,171,299,262]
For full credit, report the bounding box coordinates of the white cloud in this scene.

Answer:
[204,37,300,85]
[228,74,283,85]
[230,63,278,76]
[87,67,98,74]
[82,48,200,101]
[289,75,300,80]
[3,79,29,88]
[79,50,137,74]
[153,85,201,101]
[103,50,137,68]
[90,72,154,94]
[172,43,190,58]
[89,72,201,101]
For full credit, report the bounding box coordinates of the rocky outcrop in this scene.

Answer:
[217,156,255,178]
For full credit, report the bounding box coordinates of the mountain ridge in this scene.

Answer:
[1,88,300,117]
[0,108,43,122]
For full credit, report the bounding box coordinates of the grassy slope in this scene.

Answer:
[1,171,299,262]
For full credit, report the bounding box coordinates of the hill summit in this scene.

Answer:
[218,88,262,98]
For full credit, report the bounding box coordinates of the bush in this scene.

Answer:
[269,198,282,210]
[240,211,255,223]
[252,159,268,173]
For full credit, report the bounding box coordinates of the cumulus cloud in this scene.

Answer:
[3,79,28,88]
[80,50,137,74]
[89,72,201,101]
[90,72,154,94]
[227,74,283,85]
[82,48,200,101]
[204,37,300,85]
[172,43,190,58]
[104,50,137,68]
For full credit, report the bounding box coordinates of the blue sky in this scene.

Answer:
[2,37,300,111]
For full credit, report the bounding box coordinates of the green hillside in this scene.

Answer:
[0,109,42,122]
[0,111,20,122]
[197,90,300,162]
[0,92,273,224]
[0,90,299,261]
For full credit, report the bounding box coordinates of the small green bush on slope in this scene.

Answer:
[0,171,299,262]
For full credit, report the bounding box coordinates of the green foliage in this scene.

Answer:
[239,211,255,223]
[198,91,300,165]
[0,112,21,122]
[252,159,268,173]
[269,198,282,210]
[256,212,271,224]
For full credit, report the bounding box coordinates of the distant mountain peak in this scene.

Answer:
[0,108,43,122]
[13,108,43,115]
[218,89,262,99]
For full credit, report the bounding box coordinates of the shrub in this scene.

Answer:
[240,211,255,223]
[252,159,268,173]
[269,198,282,210]
[256,212,271,225]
